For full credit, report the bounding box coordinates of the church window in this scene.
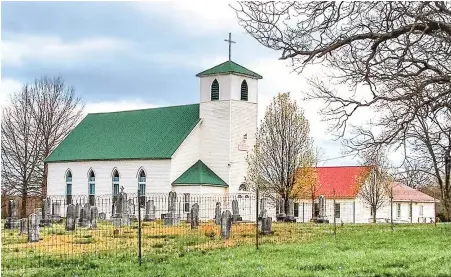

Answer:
[211,79,219,100]
[138,169,146,208]
[88,169,95,206]
[112,169,120,196]
[183,193,190,213]
[239,183,248,191]
[66,170,72,205]
[240,80,248,101]
[419,205,424,217]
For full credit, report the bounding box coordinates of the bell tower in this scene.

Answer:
[195,33,262,191]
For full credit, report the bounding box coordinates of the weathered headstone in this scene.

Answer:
[78,203,91,227]
[35,208,42,225]
[52,201,62,223]
[144,200,156,221]
[112,186,130,227]
[231,199,242,223]
[65,204,76,231]
[28,213,40,242]
[19,218,28,235]
[190,203,199,229]
[98,212,106,220]
[128,199,137,221]
[4,199,20,229]
[90,206,98,229]
[40,198,52,227]
[258,197,272,234]
[285,199,296,222]
[220,210,232,239]
[214,202,222,225]
[164,191,180,226]
[276,198,287,222]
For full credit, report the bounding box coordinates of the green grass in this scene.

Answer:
[2,224,451,277]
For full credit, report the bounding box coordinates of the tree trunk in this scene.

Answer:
[21,192,28,218]
[284,195,289,215]
[311,197,315,218]
[372,206,376,223]
[42,163,48,198]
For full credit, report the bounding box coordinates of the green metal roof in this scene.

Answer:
[45,104,200,162]
[196,60,263,79]
[172,160,228,186]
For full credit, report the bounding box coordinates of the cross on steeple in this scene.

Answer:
[224,32,236,61]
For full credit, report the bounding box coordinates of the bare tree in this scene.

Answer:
[246,92,312,212]
[357,149,393,223]
[395,160,434,189]
[234,1,451,220]
[2,86,43,217]
[1,77,84,210]
[30,77,84,197]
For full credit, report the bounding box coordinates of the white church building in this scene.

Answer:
[45,59,261,220]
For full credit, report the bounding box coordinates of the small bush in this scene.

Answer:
[73,237,95,244]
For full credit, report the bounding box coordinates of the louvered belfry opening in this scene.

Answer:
[240,80,248,101]
[211,79,219,100]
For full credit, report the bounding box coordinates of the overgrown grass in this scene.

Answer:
[2,224,451,276]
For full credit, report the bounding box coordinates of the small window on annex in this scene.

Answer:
[334,203,341,218]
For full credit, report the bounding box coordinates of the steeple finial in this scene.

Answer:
[224,32,236,61]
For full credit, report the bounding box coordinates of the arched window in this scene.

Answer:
[66,170,72,204]
[138,169,146,195]
[112,169,120,196]
[211,79,219,100]
[88,169,95,205]
[239,183,248,191]
[240,80,248,101]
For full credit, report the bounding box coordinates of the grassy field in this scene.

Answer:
[2,223,451,277]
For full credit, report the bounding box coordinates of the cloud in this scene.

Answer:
[0,78,23,107]
[134,1,241,35]
[2,34,132,67]
[84,99,162,114]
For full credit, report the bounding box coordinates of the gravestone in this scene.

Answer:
[276,198,287,222]
[220,210,232,239]
[285,199,296,222]
[258,197,272,235]
[19,218,28,235]
[214,202,222,225]
[231,199,242,223]
[190,203,199,229]
[4,199,20,229]
[144,200,156,221]
[112,186,130,227]
[164,191,180,226]
[78,203,91,227]
[40,198,52,227]
[65,204,76,231]
[35,208,42,225]
[28,213,40,242]
[98,212,106,220]
[316,195,329,223]
[128,199,137,222]
[52,202,62,223]
[90,206,98,229]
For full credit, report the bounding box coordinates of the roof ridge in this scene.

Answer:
[88,103,198,115]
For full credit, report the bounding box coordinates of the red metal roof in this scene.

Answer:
[391,183,436,202]
[313,166,370,198]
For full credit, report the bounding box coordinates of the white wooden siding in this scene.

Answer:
[199,74,258,103]
[170,123,201,182]
[47,159,172,196]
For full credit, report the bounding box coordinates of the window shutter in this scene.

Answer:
[211,79,219,100]
[240,80,248,101]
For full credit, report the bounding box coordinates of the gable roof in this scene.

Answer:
[298,166,371,198]
[391,183,437,203]
[172,160,228,187]
[196,60,263,79]
[45,104,200,163]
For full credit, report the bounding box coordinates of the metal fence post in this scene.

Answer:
[353,200,355,224]
[255,188,259,250]
[333,190,336,236]
[138,189,142,266]
[390,187,394,232]
[410,200,413,224]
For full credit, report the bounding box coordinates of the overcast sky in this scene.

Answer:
[1,1,370,166]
